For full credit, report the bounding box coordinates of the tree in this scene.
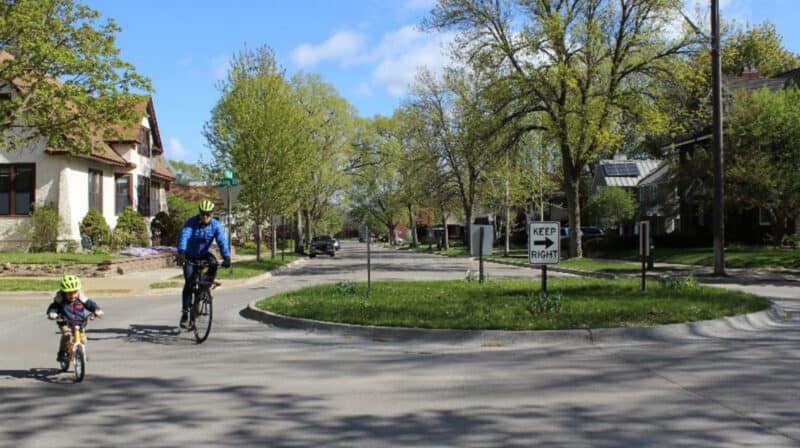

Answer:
[425,0,697,257]
[292,73,356,252]
[407,68,500,250]
[348,116,406,243]
[584,186,636,232]
[0,0,152,153]
[726,87,800,244]
[204,46,311,261]
[168,159,205,185]
[722,21,800,77]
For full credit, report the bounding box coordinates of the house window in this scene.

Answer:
[138,126,151,157]
[150,181,162,214]
[0,164,35,216]
[137,175,151,216]
[88,169,103,212]
[115,174,132,214]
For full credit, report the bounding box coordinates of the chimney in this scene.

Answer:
[741,65,760,79]
[612,153,627,161]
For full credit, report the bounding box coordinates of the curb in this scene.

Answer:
[484,258,618,279]
[241,300,788,346]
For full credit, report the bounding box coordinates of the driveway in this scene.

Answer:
[1,241,798,447]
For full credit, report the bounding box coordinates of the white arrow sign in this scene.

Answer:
[528,222,560,265]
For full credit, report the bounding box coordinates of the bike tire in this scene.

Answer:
[74,345,86,383]
[193,290,213,344]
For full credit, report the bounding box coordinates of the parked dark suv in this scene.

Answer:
[309,235,336,258]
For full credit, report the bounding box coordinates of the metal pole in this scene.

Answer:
[226,185,232,271]
[479,226,485,283]
[711,0,726,276]
[542,265,547,293]
[366,225,371,298]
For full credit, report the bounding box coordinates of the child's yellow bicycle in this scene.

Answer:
[57,313,97,382]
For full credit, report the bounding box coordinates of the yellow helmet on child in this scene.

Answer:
[198,200,215,213]
[60,274,81,293]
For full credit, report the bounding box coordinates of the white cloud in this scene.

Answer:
[291,30,368,67]
[166,137,189,159]
[291,25,455,98]
[372,32,453,96]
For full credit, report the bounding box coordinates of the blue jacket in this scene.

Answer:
[46,292,101,327]
[177,215,231,259]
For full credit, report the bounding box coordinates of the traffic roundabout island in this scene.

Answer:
[240,278,786,345]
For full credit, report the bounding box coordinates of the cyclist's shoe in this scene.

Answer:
[56,350,67,362]
[179,311,189,329]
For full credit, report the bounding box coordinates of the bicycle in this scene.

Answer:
[184,259,220,344]
[57,313,97,383]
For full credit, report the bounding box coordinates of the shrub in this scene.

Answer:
[79,208,111,248]
[334,281,357,295]
[23,203,64,252]
[659,274,698,290]
[112,207,150,248]
[151,195,197,246]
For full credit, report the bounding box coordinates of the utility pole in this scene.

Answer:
[711,0,726,275]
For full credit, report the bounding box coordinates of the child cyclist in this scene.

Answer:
[46,274,103,362]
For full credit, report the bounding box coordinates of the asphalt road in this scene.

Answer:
[1,241,799,447]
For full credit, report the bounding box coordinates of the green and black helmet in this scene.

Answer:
[60,274,82,293]
[198,200,215,214]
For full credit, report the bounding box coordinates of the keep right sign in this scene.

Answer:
[528,222,560,265]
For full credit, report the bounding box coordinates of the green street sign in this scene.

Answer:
[224,168,234,180]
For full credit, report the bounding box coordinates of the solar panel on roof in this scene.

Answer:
[603,163,639,177]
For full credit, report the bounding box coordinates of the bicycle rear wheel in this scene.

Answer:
[74,345,86,382]
[193,290,213,343]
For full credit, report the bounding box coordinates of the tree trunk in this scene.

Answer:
[408,204,418,247]
[564,176,582,258]
[294,209,304,255]
[270,215,277,259]
[441,212,450,251]
[304,209,312,253]
[254,220,262,262]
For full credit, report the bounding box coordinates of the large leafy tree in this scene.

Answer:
[407,68,500,250]
[726,87,800,244]
[292,73,356,249]
[348,116,406,243]
[722,21,800,77]
[425,0,696,257]
[0,0,152,153]
[204,46,310,261]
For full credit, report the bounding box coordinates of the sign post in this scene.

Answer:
[639,221,650,291]
[528,222,560,293]
[470,225,493,284]
[216,170,241,270]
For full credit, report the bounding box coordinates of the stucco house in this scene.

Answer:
[0,91,176,250]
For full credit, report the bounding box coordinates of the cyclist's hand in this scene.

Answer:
[47,312,58,320]
[94,309,104,318]
[176,251,185,267]
[222,256,231,268]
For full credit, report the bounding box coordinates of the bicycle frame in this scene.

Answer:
[185,259,220,343]
[59,314,95,382]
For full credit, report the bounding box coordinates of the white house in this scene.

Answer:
[0,94,175,250]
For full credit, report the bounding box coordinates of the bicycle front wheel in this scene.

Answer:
[74,345,86,382]
[193,291,213,343]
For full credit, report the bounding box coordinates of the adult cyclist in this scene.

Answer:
[176,200,231,329]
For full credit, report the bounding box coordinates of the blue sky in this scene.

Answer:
[85,0,800,164]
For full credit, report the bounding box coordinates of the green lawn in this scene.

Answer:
[257,279,769,331]
[0,252,117,265]
[608,246,800,269]
[236,245,296,256]
[149,281,183,289]
[0,278,60,291]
